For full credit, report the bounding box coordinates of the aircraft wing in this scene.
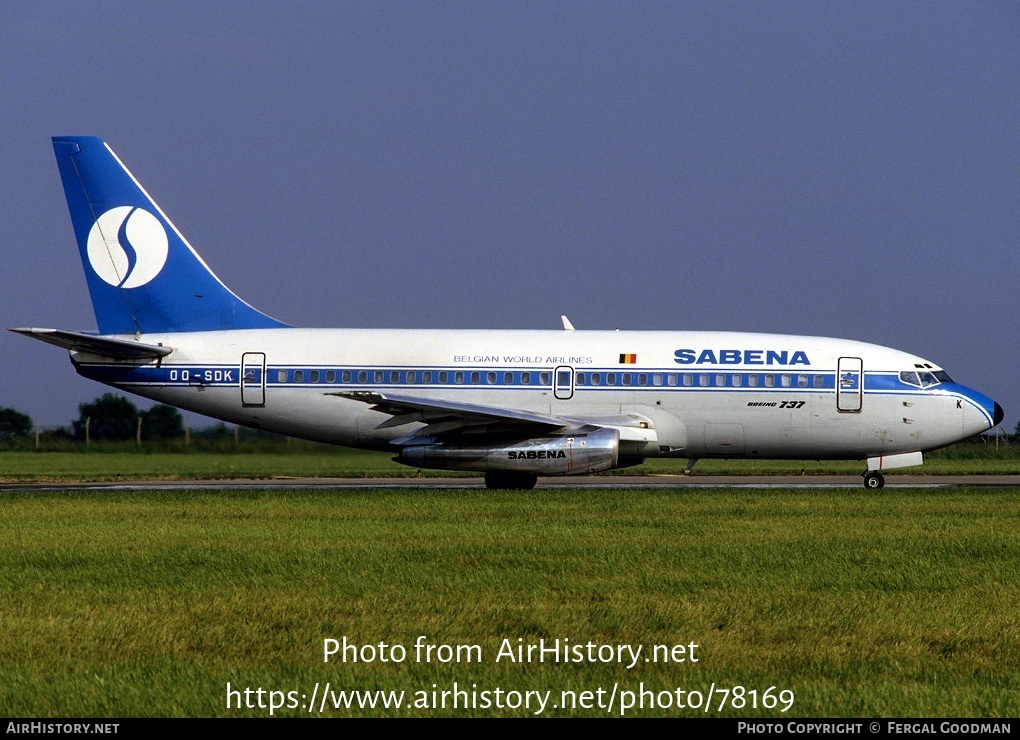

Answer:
[329,391,564,431]
[10,328,173,360]
[331,391,657,442]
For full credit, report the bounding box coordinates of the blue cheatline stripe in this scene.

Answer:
[78,363,944,396]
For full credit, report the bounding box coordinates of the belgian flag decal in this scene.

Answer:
[619,353,637,364]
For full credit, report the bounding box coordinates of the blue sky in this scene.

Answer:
[2,1,1017,430]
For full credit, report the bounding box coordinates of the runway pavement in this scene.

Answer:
[2,474,1019,492]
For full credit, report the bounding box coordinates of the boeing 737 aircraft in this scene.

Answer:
[13,137,1003,489]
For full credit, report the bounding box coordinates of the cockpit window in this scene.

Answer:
[899,371,919,387]
[901,370,950,388]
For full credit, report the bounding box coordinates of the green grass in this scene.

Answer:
[0,440,1017,482]
[0,487,1018,716]
[0,447,409,482]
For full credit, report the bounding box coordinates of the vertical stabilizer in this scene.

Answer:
[52,136,288,334]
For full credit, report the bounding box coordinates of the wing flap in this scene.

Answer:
[329,391,659,442]
[329,391,565,430]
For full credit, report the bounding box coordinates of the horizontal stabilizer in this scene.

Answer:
[10,328,172,359]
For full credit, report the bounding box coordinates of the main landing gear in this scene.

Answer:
[863,471,885,490]
[484,471,539,490]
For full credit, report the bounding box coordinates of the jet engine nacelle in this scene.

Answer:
[396,427,620,475]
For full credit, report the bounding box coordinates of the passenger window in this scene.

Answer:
[341,370,351,383]
[357,370,367,384]
[781,374,791,388]
[592,372,601,386]
[606,373,617,385]
[638,373,648,386]
[373,371,383,383]
[748,374,759,387]
[699,374,709,387]
[683,374,693,387]
[797,375,808,388]
[454,372,464,384]
[277,370,287,383]
[813,375,823,388]
[521,372,531,384]
[423,371,433,384]
[294,370,304,383]
[486,372,496,384]
[622,373,632,386]
[576,372,586,386]
[540,372,551,385]
[438,371,448,384]
[765,374,775,387]
[667,373,678,386]
[326,370,336,383]
[470,372,480,384]
[406,371,416,384]
[503,372,513,384]
[716,374,726,387]
[653,373,663,386]
[310,370,320,383]
[732,374,742,387]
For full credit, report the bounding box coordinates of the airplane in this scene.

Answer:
[13,136,1004,490]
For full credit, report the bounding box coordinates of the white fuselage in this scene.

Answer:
[70,328,997,463]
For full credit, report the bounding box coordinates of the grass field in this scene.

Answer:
[0,439,1018,482]
[1,487,1018,717]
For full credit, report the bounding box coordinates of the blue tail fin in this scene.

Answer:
[52,136,288,334]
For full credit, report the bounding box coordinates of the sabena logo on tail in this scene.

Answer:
[86,206,169,288]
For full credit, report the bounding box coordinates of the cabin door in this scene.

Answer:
[836,357,863,413]
[241,352,266,407]
[554,365,575,400]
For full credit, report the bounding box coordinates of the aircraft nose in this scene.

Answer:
[954,385,1002,438]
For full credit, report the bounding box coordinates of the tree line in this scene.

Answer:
[0,394,184,444]
[0,394,300,450]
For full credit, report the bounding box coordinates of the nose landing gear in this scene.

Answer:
[863,471,885,490]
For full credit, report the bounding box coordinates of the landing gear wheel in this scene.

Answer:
[484,471,539,490]
[863,471,885,490]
